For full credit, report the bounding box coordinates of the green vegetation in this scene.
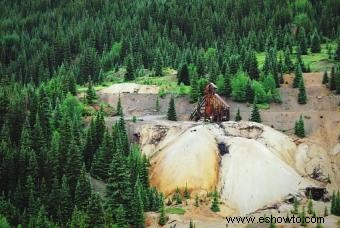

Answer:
[210,190,220,212]
[256,44,337,72]
[298,78,307,104]
[331,191,340,216]
[291,197,299,214]
[158,198,168,226]
[235,108,242,121]
[167,96,177,121]
[155,96,161,112]
[165,207,186,215]
[195,194,199,207]
[322,71,329,84]
[249,100,262,123]
[295,115,306,138]
[0,0,339,226]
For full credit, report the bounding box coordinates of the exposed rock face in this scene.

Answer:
[150,125,219,195]
[136,121,334,215]
[218,137,305,215]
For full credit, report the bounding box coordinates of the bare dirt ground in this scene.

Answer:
[99,72,340,148]
[100,82,160,94]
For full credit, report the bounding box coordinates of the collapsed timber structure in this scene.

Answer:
[190,83,230,122]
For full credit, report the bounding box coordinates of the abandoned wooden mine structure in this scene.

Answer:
[190,83,230,122]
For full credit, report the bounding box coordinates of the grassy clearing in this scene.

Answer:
[165,207,186,215]
[78,67,191,96]
[135,75,191,97]
[256,43,336,72]
[256,103,270,110]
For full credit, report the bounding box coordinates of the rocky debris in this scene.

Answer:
[310,165,329,183]
[99,82,159,94]
[305,187,328,201]
[221,121,264,139]
[150,125,169,145]
[138,121,321,215]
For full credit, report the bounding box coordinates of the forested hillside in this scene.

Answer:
[1,0,339,84]
[0,0,340,227]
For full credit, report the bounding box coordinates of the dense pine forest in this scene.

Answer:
[0,0,340,227]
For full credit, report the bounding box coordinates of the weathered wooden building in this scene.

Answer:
[190,83,230,122]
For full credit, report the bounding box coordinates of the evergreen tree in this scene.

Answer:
[117,116,130,155]
[25,175,37,216]
[155,96,161,112]
[210,190,220,212]
[139,154,150,189]
[246,50,259,80]
[293,64,302,88]
[68,72,77,96]
[190,73,199,103]
[66,139,82,199]
[322,70,329,84]
[307,194,313,214]
[37,86,52,141]
[298,78,307,104]
[83,119,96,171]
[296,47,306,72]
[87,192,105,227]
[335,40,340,61]
[177,64,190,85]
[311,30,321,53]
[246,81,254,103]
[291,197,299,214]
[114,205,128,228]
[59,115,73,176]
[249,100,262,123]
[297,27,308,55]
[173,187,182,205]
[224,73,232,98]
[154,51,163,76]
[235,108,242,121]
[131,180,145,228]
[91,129,114,180]
[300,206,307,226]
[69,206,87,228]
[167,96,177,121]
[330,191,340,216]
[336,65,340,94]
[59,175,72,224]
[116,95,123,116]
[94,108,106,149]
[158,198,167,226]
[31,205,53,227]
[32,114,46,172]
[284,47,294,73]
[331,191,336,214]
[184,183,190,199]
[125,56,135,81]
[106,140,132,212]
[295,115,305,138]
[86,81,97,105]
[329,66,336,90]
[75,164,91,211]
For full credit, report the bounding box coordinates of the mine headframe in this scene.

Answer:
[190,83,230,122]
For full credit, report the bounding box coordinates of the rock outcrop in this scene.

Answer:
[135,121,333,215]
